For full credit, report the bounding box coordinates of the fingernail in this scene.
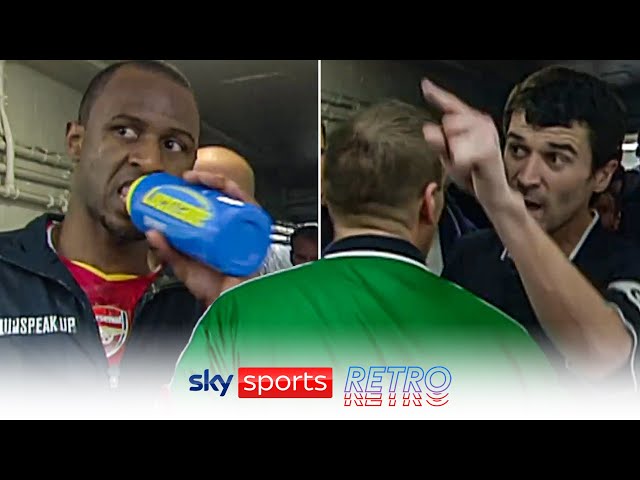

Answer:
[422,78,432,90]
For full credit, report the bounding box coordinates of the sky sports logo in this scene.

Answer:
[188,367,333,398]
[187,366,451,406]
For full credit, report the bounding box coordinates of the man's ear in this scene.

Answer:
[593,159,619,194]
[66,121,84,163]
[419,182,443,227]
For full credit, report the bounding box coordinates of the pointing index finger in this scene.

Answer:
[421,78,469,114]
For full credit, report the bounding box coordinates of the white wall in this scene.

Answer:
[0,62,80,231]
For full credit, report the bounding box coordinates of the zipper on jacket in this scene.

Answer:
[111,280,188,387]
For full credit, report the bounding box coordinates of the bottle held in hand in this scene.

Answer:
[126,172,273,277]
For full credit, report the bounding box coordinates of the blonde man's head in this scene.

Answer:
[323,99,444,248]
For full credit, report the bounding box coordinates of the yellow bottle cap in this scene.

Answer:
[125,175,148,215]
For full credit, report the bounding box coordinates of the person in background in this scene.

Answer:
[427,182,478,275]
[593,190,622,232]
[616,142,640,244]
[195,145,294,276]
[592,164,624,232]
[194,145,255,195]
[445,181,491,230]
[290,224,318,266]
[260,241,293,274]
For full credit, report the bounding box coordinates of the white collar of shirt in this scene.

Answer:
[500,210,600,263]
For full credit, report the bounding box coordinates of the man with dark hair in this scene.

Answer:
[0,60,253,407]
[170,99,555,412]
[290,224,318,266]
[433,66,640,391]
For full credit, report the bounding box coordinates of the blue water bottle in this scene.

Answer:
[126,172,273,277]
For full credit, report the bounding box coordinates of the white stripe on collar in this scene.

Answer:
[46,221,58,253]
[323,250,433,274]
[500,211,600,262]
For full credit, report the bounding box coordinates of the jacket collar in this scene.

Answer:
[323,234,428,270]
[0,213,65,270]
[0,213,183,290]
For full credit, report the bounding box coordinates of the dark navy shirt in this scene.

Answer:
[442,213,640,389]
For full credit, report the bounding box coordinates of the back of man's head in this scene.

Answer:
[323,99,442,228]
[503,65,627,171]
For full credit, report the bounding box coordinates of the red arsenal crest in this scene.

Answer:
[93,305,129,358]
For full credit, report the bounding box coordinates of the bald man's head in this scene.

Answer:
[195,146,255,197]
